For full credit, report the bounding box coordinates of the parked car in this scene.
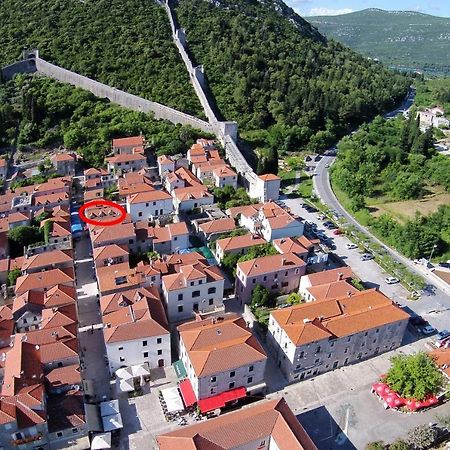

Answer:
[346,243,358,250]
[333,229,342,235]
[435,335,450,348]
[436,330,450,341]
[438,262,450,269]
[420,324,436,335]
[317,214,326,220]
[361,253,374,261]
[385,277,399,285]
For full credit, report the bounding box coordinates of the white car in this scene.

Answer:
[421,325,436,335]
[385,277,399,284]
[346,243,357,250]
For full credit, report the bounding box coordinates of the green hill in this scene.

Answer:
[0,0,410,158]
[175,0,409,156]
[0,0,203,116]
[308,8,450,76]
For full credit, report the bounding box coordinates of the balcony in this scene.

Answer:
[11,432,43,446]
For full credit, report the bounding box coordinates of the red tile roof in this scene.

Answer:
[177,315,266,377]
[157,397,317,450]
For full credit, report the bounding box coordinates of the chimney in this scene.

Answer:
[281,258,286,266]
[347,291,353,297]
[303,318,311,323]
[337,272,343,281]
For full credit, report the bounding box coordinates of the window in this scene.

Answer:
[296,364,301,369]
[129,239,134,244]
[247,377,253,384]
[299,351,304,358]
[23,318,27,324]
[153,202,156,206]
[190,281,195,286]
[281,282,288,287]
[229,382,235,389]
[56,432,63,438]
[316,346,321,353]
[333,361,339,369]
[143,352,148,358]
[330,341,335,347]
[230,371,235,377]
[178,293,183,301]
[178,305,183,313]
[209,299,214,306]
[263,276,267,281]
[192,291,200,298]
[285,271,288,276]
[347,336,351,342]
[157,338,162,344]
[120,357,125,362]
[138,212,143,217]
[364,331,368,336]
[72,428,78,434]
[142,340,148,347]
[328,353,332,359]
[174,236,178,241]
[344,348,348,354]
[252,278,256,284]
[158,349,163,355]
[315,358,320,364]
[376,328,379,333]
[208,287,216,294]
[249,365,254,372]
[210,376,216,382]
[199,280,202,285]
[118,346,123,351]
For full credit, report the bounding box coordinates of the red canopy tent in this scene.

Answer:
[197,387,247,413]
[179,379,197,407]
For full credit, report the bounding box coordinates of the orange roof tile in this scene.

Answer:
[157,397,317,450]
[237,252,305,277]
[15,268,74,295]
[177,315,266,377]
[198,218,236,235]
[112,135,144,148]
[271,289,410,346]
[216,233,267,252]
[128,189,172,204]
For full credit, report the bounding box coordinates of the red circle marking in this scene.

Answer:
[78,200,126,227]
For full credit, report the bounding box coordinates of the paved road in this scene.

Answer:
[74,232,112,402]
[282,198,450,333]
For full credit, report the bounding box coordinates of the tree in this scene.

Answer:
[349,193,366,212]
[7,268,22,287]
[251,284,274,309]
[8,225,43,256]
[366,442,385,450]
[385,352,445,400]
[405,425,438,450]
[287,292,302,305]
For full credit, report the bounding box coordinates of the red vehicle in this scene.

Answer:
[333,229,343,235]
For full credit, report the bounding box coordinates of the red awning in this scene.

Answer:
[198,387,247,413]
[179,379,197,407]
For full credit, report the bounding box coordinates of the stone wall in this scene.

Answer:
[0,55,213,134]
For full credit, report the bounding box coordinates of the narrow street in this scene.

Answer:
[74,232,112,402]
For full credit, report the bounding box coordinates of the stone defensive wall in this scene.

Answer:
[1,55,213,134]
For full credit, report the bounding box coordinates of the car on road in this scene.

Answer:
[360,253,374,261]
[385,277,399,285]
[346,243,358,250]
[332,229,342,235]
[420,324,436,335]
[325,164,330,168]
[438,262,450,269]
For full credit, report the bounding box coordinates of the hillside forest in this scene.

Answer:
[175,0,410,162]
[0,0,203,116]
[0,75,210,167]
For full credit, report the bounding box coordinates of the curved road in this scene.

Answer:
[312,92,450,302]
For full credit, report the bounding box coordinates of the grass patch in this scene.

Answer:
[297,172,313,198]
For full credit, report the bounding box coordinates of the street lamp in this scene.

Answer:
[428,244,438,264]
